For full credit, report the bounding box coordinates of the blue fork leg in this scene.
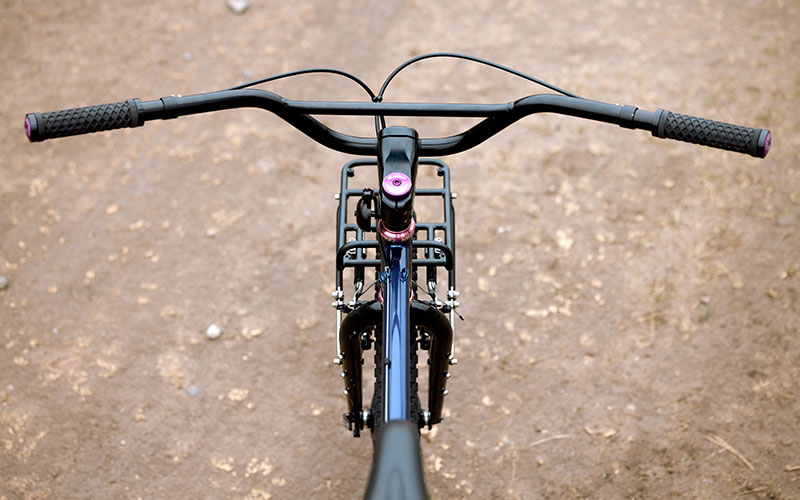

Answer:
[382,241,413,422]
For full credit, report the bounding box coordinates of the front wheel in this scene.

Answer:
[366,327,428,499]
[370,327,421,438]
[364,420,429,500]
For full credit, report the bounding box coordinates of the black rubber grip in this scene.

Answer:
[653,110,771,158]
[25,99,144,142]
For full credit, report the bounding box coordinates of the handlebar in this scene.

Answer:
[25,89,771,158]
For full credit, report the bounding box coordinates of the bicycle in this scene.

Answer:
[24,53,771,499]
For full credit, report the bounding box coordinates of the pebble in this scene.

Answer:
[206,324,222,340]
[0,276,8,291]
[227,0,249,14]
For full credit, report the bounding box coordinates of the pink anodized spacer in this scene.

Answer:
[378,219,416,242]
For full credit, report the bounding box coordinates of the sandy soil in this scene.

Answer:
[1,0,799,498]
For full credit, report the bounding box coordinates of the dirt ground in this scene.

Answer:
[1,0,799,498]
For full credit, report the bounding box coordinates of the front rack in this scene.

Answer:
[334,159,457,293]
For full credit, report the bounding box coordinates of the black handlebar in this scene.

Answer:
[24,90,771,158]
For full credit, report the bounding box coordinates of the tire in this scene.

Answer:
[371,326,421,440]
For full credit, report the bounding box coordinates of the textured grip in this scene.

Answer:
[654,110,771,158]
[25,99,143,142]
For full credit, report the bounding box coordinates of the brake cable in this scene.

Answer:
[221,54,583,140]
[223,68,377,99]
[373,52,583,135]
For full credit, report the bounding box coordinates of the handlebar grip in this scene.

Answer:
[25,99,144,142]
[653,110,771,158]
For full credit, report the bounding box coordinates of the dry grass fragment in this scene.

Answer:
[735,486,767,497]
[528,434,570,448]
[583,426,617,438]
[478,414,509,427]
[705,433,754,470]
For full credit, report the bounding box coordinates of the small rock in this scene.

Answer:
[227,388,249,402]
[206,324,222,340]
[0,276,8,291]
[211,456,236,472]
[227,0,249,14]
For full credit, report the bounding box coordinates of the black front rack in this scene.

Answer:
[334,159,457,293]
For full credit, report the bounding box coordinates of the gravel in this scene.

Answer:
[206,324,222,340]
[227,0,249,14]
